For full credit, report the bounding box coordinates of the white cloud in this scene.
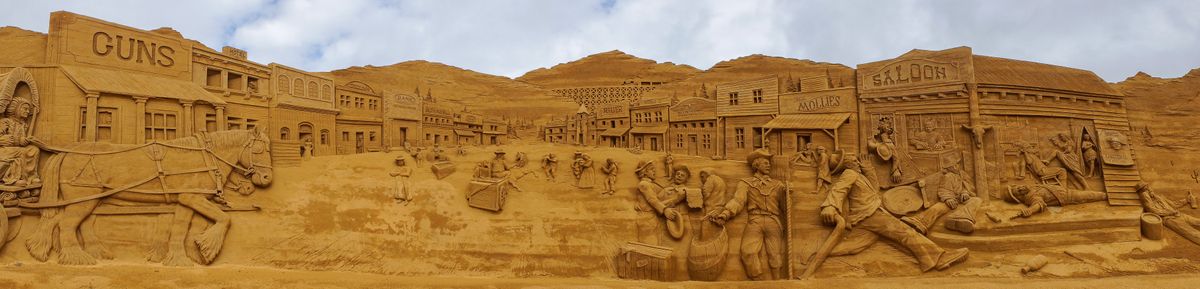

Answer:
[2,0,1198,81]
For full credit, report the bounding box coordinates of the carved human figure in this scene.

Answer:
[695,168,726,240]
[575,152,597,189]
[0,99,41,186]
[600,158,618,195]
[710,149,786,280]
[390,156,413,204]
[1138,182,1200,246]
[543,153,558,180]
[910,119,948,151]
[960,124,992,149]
[571,151,584,181]
[1048,133,1089,190]
[1015,143,1070,188]
[867,117,903,182]
[819,155,969,272]
[792,143,815,166]
[664,153,675,179]
[489,150,511,178]
[1080,132,1099,178]
[301,136,315,159]
[813,146,832,195]
[900,161,983,234]
[1005,184,1108,218]
[409,147,424,166]
[633,160,682,245]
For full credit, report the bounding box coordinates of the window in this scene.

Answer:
[145,111,179,141]
[205,113,217,132]
[323,84,332,99]
[308,82,318,99]
[320,130,329,144]
[293,79,304,96]
[753,127,764,148]
[654,111,663,122]
[342,131,350,141]
[247,77,259,93]
[729,92,739,105]
[426,133,432,141]
[355,97,365,108]
[340,95,351,107]
[796,134,812,152]
[278,75,290,94]
[702,134,711,149]
[80,107,117,142]
[227,72,244,91]
[752,89,763,103]
[735,128,745,149]
[205,68,222,87]
[280,127,290,140]
[676,134,683,148]
[369,131,377,141]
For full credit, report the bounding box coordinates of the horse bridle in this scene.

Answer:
[203,131,273,178]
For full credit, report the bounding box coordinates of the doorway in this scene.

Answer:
[688,134,698,156]
[355,132,365,153]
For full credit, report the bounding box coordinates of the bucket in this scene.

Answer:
[1141,213,1164,240]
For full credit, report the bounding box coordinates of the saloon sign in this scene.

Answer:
[863,59,960,90]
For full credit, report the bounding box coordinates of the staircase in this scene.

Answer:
[272,140,302,167]
[1102,164,1142,206]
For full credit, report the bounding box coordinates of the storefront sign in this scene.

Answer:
[863,59,960,90]
[51,12,191,79]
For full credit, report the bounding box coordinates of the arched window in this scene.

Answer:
[323,84,332,99]
[320,129,330,145]
[280,127,290,140]
[308,82,318,99]
[293,79,304,96]
[278,75,290,94]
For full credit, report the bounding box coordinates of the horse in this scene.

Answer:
[23,129,273,266]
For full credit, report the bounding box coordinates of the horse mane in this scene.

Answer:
[160,129,251,150]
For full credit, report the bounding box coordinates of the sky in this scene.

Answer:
[2,0,1198,81]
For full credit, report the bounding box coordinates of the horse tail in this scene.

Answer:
[26,153,66,261]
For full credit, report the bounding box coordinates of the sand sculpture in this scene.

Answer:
[2,11,1200,288]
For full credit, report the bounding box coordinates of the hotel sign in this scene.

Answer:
[50,12,191,79]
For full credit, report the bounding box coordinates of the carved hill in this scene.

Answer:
[1116,68,1200,193]
[515,50,701,89]
[326,60,576,120]
[638,54,856,101]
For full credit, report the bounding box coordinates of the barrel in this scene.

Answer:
[686,225,728,281]
[1141,213,1164,240]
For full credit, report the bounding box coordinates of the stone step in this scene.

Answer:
[929,226,1140,252]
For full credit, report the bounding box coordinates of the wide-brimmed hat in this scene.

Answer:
[746,149,773,164]
[635,160,655,174]
[1005,185,1025,204]
[831,152,859,175]
[666,210,685,239]
[1135,182,1151,193]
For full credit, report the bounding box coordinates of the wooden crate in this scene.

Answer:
[615,241,675,281]
[432,161,456,180]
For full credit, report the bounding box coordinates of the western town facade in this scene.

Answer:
[4,12,509,167]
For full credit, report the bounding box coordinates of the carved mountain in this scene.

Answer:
[0,26,46,64]
[1116,67,1200,191]
[638,54,856,101]
[516,50,701,89]
[326,60,576,121]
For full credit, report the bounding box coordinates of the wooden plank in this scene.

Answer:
[1107,193,1141,200]
[1108,199,1142,206]
[1103,175,1142,181]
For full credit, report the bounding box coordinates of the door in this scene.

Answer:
[688,134,698,156]
[355,132,365,153]
[650,137,659,151]
[399,127,408,145]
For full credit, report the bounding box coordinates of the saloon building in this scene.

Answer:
[856,47,1140,203]
[629,97,671,151]
[667,97,717,157]
[716,76,782,160]
[593,102,631,147]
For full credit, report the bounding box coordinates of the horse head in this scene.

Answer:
[240,127,274,188]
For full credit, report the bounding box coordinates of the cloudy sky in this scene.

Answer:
[3,0,1198,81]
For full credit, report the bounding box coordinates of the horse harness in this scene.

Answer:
[18,132,270,208]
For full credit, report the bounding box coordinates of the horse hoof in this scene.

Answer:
[57,247,98,266]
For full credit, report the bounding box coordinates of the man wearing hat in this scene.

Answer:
[900,153,983,234]
[710,149,787,280]
[489,149,511,178]
[1138,182,1200,246]
[633,160,683,245]
[389,156,413,204]
[820,154,969,272]
[1007,183,1107,218]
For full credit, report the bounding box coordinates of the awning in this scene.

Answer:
[453,130,476,137]
[600,127,630,137]
[629,126,668,134]
[60,65,226,105]
[763,113,851,130]
[481,131,504,135]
